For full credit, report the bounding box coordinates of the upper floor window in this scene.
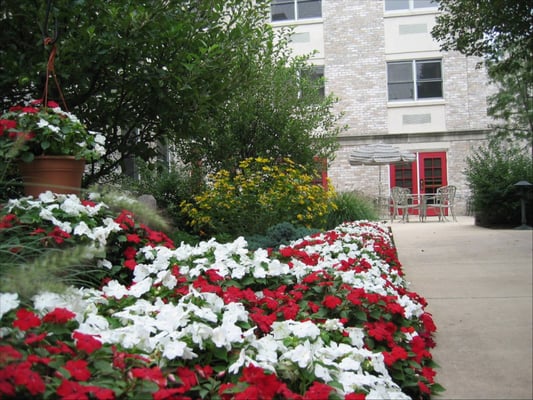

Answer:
[271,0,322,22]
[387,59,443,101]
[385,0,438,11]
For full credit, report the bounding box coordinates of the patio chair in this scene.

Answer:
[434,185,457,221]
[390,186,419,222]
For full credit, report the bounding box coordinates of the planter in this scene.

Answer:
[18,156,85,197]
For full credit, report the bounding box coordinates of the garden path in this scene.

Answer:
[389,216,533,400]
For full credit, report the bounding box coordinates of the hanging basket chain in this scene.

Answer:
[42,0,69,112]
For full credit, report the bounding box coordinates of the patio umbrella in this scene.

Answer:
[348,143,416,198]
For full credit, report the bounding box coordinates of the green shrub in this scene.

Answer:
[325,191,379,229]
[181,157,336,238]
[119,159,204,232]
[245,221,320,250]
[465,143,533,227]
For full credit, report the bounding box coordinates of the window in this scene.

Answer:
[385,0,438,11]
[298,65,325,100]
[387,59,443,101]
[271,0,322,22]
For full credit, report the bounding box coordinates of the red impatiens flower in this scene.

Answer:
[304,381,334,399]
[421,366,436,383]
[111,347,150,370]
[383,345,408,366]
[43,307,76,324]
[13,308,41,331]
[176,366,197,390]
[0,213,17,228]
[48,226,71,245]
[126,233,141,244]
[152,387,189,400]
[44,340,76,356]
[83,385,116,400]
[131,366,167,387]
[123,246,137,259]
[0,345,22,363]
[115,210,135,230]
[24,332,47,345]
[238,364,284,400]
[322,295,342,309]
[345,393,366,400]
[64,359,91,381]
[13,366,45,395]
[73,331,102,354]
[56,379,88,400]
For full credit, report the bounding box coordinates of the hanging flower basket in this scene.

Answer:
[0,99,105,197]
[18,155,85,197]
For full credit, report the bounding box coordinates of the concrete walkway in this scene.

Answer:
[389,216,533,400]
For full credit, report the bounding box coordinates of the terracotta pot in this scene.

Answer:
[18,156,85,197]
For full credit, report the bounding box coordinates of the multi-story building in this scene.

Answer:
[270,0,494,216]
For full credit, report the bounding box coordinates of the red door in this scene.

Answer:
[390,152,448,217]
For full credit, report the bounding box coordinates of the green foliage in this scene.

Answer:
[174,49,344,172]
[0,192,175,298]
[432,0,532,66]
[0,0,342,186]
[245,222,320,251]
[181,157,337,238]
[325,191,379,229]
[114,159,204,232]
[486,56,533,144]
[432,0,533,143]
[464,143,533,226]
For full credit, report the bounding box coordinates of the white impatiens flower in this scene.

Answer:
[281,340,315,368]
[0,293,19,319]
[102,280,129,299]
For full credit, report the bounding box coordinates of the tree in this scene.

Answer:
[1,0,339,185]
[431,0,532,143]
[174,44,344,173]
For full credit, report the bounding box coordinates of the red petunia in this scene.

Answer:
[73,331,102,354]
[13,308,41,331]
[43,307,76,324]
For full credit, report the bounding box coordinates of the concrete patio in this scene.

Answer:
[389,216,533,400]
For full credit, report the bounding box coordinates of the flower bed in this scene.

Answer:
[0,192,442,399]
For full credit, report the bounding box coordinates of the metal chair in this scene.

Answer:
[390,186,419,222]
[434,185,457,221]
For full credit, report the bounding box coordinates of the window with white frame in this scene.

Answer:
[385,0,438,11]
[387,59,443,101]
[271,0,322,22]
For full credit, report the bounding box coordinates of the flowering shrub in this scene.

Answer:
[0,99,105,163]
[0,192,443,399]
[181,157,337,237]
